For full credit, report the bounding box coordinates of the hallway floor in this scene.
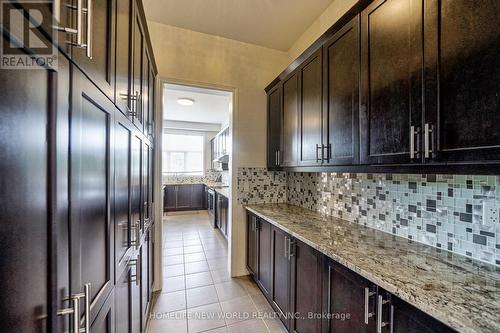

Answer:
[147,211,287,333]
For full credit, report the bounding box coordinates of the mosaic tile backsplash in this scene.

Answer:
[237,168,500,266]
[237,168,286,205]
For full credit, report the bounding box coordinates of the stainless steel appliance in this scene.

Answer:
[207,188,216,227]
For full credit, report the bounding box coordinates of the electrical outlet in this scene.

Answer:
[482,201,499,227]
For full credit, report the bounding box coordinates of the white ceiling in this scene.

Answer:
[143,0,334,51]
[163,83,231,125]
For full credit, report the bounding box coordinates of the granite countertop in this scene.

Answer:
[163,181,228,188]
[245,204,500,333]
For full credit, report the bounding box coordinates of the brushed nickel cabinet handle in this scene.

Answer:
[86,0,93,59]
[364,287,375,324]
[377,294,390,333]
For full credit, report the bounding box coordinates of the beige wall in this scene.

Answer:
[149,22,289,276]
[150,0,357,278]
[287,0,357,61]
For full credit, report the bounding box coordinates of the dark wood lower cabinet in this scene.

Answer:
[257,218,273,298]
[272,226,292,329]
[391,295,454,333]
[163,184,206,211]
[291,240,323,333]
[246,213,259,277]
[246,212,455,333]
[323,259,376,333]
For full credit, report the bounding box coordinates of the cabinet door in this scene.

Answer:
[323,259,376,333]
[290,240,322,333]
[148,224,155,294]
[70,67,114,322]
[130,253,141,333]
[323,16,360,166]
[267,83,282,170]
[131,135,142,245]
[282,71,299,167]
[246,214,258,276]
[177,184,192,209]
[257,219,272,298]
[191,184,205,209]
[360,0,423,165]
[0,37,52,332]
[72,0,116,100]
[115,119,132,277]
[423,0,500,163]
[131,3,145,128]
[91,289,115,333]
[298,48,323,166]
[115,0,133,115]
[164,185,177,211]
[272,227,292,329]
[140,241,149,328]
[391,296,454,333]
[142,142,151,228]
[148,66,156,139]
[115,267,132,333]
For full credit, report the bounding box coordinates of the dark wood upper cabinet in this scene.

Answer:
[72,0,116,101]
[70,67,114,323]
[282,71,299,167]
[272,226,292,330]
[298,48,324,166]
[0,40,52,332]
[131,135,142,245]
[290,239,323,333]
[323,15,360,166]
[132,3,145,129]
[267,83,282,170]
[424,0,500,163]
[115,0,133,116]
[360,0,423,165]
[114,119,132,277]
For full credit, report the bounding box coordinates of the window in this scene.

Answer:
[163,133,204,175]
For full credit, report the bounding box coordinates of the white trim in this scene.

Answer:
[153,76,238,293]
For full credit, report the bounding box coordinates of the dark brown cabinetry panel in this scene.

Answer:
[272,227,292,329]
[360,0,423,165]
[0,44,51,332]
[257,219,272,298]
[323,259,376,333]
[132,1,145,129]
[131,135,142,246]
[282,71,299,167]
[299,49,323,166]
[246,214,259,276]
[115,0,133,115]
[267,84,282,170]
[115,268,132,333]
[323,16,360,165]
[70,67,114,322]
[290,240,322,333]
[72,0,116,101]
[191,184,205,209]
[424,0,500,163]
[177,184,193,209]
[391,295,455,333]
[115,120,132,277]
[164,185,177,210]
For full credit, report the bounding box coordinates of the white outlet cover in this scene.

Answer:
[482,201,499,228]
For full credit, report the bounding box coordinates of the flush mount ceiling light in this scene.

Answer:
[177,97,195,106]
